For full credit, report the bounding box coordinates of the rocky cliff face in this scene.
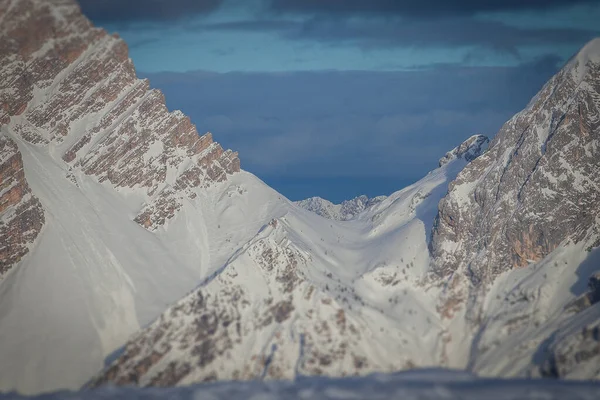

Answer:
[0,0,239,233]
[0,136,44,277]
[428,39,600,378]
[431,39,600,291]
[0,0,245,393]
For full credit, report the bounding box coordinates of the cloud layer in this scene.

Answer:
[77,0,223,22]
[199,17,596,55]
[140,56,560,201]
[84,0,600,73]
[76,0,599,200]
[269,0,599,16]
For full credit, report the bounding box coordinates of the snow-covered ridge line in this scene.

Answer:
[88,135,488,387]
[295,194,386,221]
[1,0,241,231]
[94,38,600,388]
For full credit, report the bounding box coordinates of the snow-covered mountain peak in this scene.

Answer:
[0,0,246,393]
[89,132,496,387]
[296,195,386,221]
[429,32,600,378]
[569,37,600,82]
[1,0,241,233]
[438,134,489,167]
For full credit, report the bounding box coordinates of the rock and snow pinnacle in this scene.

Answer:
[296,195,386,221]
[438,134,489,167]
[568,37,600,83]
[0,0,241,393]
[0,136,44,278]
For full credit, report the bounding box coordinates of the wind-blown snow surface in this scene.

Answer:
[86,145,484,387]
[0,125,285,393]
[4,371,600,400]
[0,121,483,393]
[0,112,483,393]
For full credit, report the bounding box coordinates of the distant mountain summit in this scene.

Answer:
[295,195,386,221]
[297,135,491,222]
[438,134,489,167]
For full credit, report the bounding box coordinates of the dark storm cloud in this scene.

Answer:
[290,18,597,53]
[77,0,224,23]
[198,20,297,32]
[269,0,600,17]
[197,17,598,54]
[126,37,162,50]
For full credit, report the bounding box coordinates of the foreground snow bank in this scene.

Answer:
[4,370,600,400]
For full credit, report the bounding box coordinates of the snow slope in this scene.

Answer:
[0,118,485,393]
[0,125,288,393]
[468,244,600,379]
[88,138,486,387]
[0,0,279,394]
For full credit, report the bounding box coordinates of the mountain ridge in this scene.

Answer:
[87,135,490,387]
[0,0,253,393]
[1,0,600,394]
[295,195,386,221]
[92,37,600,386]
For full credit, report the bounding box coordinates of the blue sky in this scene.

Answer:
[78,0,600,202]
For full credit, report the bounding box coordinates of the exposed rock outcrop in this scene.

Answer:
[0,135,44,277]
[0,0,240,232]
[89,218,421,387]
[431,40,600,289]
[438,135,489,168]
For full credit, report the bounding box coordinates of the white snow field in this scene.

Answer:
[5,113,598,394]
[0,113,481,394]
[3,370,600,400]
[0,131,286,393]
